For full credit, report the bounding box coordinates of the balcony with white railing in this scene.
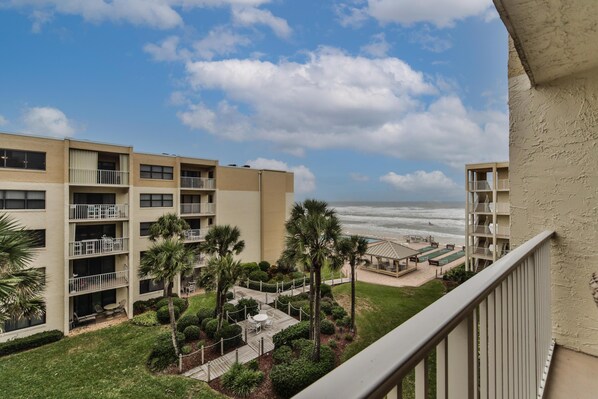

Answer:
[496,226,510,238]
[180,177,215,190]
[297,231,554,399]
[183,228,210,242]
[69,237,129,258]
[471,246,494,258]
[469,202,510,214]
[497,179,509,191]
[470,225,492,235]
[468,180,491,191]
[180,203,215,215]
[68,269,129,296]
[69,204,129,221]
[69,169,129,185]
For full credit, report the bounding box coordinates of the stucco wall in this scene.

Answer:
[509,58,598,356]
[216,190,261,263]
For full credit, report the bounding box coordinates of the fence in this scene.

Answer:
[242,273,350,294]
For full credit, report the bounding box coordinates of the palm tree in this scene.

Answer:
[200,254,243,329]
[200,225,245,319]
[0,214,46,331]
[148,213,190,241]
[338,235,368,332]
[139,239,195,356]
[284,199,342,361]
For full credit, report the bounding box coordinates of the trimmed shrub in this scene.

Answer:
[131,311,159,327]
[147,332,185,371]
[236,298,259,316]
[273,321,309,348]
[222,362,264,397]
[276,295,294,308]
[133,299,151,315]
[205,319,220,339]
[226,291,234,300]
[196,307,214,324]
[183,325,201,342]
[177,314,199,332]
[201,317,215,331]
[216,324,243,349]
[156,305,180,324]
[336,315,351,328]
[327,339,337,349]
[290,300,308,317]
[320,283,332,298]
[320,319,336,335]
[272,345,294,364]
[320,300,333,315]
[155,297,187,314]
[248,270,269,282]
[443,264,475,285]
[246,359,259,371]
[181,345,192,355]
[291,271,304,280]
[0,330,63,357]
[331,306,347,320]
[258,260,270,272]
[241,262,260,278]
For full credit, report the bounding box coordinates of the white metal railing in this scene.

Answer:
[470,225,492,235]
[183,228,210,242]
[180,203,215,214]
[180,177,215,189]
[472,246,494,257]
[297,231,554,399]
[497,179,509,190]
[69,269,129,294]
[69,204,129,220]
[471,203,492,213]
[469,180,491,191]
[69,237,129,257]
[69,168,129,185]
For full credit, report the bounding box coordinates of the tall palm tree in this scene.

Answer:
[139,239,195,356]
[0,214,46,331]
[337,235,368,332]
[200,225,245,319]
[200,254,243,329]
[148,213,190,241]
[284,199,342,361]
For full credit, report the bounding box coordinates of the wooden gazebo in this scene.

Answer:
[362,240,419,278]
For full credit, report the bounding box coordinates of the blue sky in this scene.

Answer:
[0,0,508,201]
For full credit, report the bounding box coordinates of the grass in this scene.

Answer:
[0,302,224,399]
[302,263,344,281]
[333,280,445,399]
[184,292,216,316]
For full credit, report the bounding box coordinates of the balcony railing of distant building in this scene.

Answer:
[180,203,215,215]
[468,180,491,191]
[69,237,129,258]
[469,225,510,237]
[69,269,129,296]
[497,179,509,190]
[180,177,215,189]
[69,169,129,185]
[69,204,129,220]
[296,231,554,399]
[183,228,210,242]
[470,203,510,214]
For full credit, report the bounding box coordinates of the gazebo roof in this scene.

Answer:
[365,240,418,260]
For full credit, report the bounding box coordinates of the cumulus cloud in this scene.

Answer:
[144,36,190,61]
[380,170,459,197]
[350,173,370,182]
[0,115,7,126]
[22,106,77,137]
[361,33,390,58]
[178,47,507,166]
[246,157,316,193]
[231,6,291,38]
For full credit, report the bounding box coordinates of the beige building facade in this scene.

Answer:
[0,131,293,342]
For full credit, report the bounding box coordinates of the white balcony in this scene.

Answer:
[471,246,494,258]
[497,179,509,190]
[69,270,129,296]
[468,180,491,191]
[180,203,215,215]
[470,225,492,235]
[69,204,129,220]
[69,237,129,258]
[297,231,554,399]
[69,168,129,185]
[180,177,215,190]
[183,228,210,242]
[469,203,510,214]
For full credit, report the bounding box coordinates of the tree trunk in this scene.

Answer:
[217,290,226,330]
[309,267,314,341]
[166,282,180,357]
[350,260,356,332]
[313,266,322,362]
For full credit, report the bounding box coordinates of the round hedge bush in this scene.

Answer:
[201,317,215,331]
[205,319,229,339]
[156,305,180,324]
[147,332,185,371]
[320,300,333,315]
[183,325,201,342]
[177,314,199,332]
[196,307,213,323]
[181,345,192,355]
[248,270,269,282]
[336,315,351,328]
[226,291,234,300]
[272,345,294,364]
[216,324,243,349]
[320,319,336,335]
[155,297,187,313]
[331,306,347,320]
[320,283,332,298]
[258,260,270,272]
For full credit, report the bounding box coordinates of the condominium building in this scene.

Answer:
[465,162,510,271]
[0,131,294,341]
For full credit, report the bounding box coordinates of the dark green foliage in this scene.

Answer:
[331,306,347,320]
[320,319,336,335]
[133,299,152,315]
[272,321,309,348]
[236,298,259,317]
[226,291,234,300]
[320,300,333,315]
[155,297,187,314]
[147,332,185,371]
[0,330,63,357]
[204,319,220,339]
[181,345,192,355]
[215,324,243,349]
[289,300,308,316]
[156,305,180,324]
[327,339,337,349]
[275,294,294,307]
[258,261,270,272]
[201,317,215,331]
[246,359,259,371]
[183,325,201,342]
[320,283,332,298]
[272,345,293,364]
[336,315,351,328]
[221,362,264,397]
[241,262,260,278]
[248,270,269,282]
[344,333,353,341]
[196,307,214,323]
[177,314,199,332]
[442,264,475,285]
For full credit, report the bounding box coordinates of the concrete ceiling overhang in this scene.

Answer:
[493,0,598,85]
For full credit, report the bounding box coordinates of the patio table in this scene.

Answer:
[253,313,268,326]
[104,303,119,311]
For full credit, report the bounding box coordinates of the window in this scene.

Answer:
[0,190,45,210]
[27,229,46,248]
[0,149,46,170]
[140,164,173,180]
[208,217,213,225]
[139,278,164,294]
[140,222,152,236]
[140,194,173,208]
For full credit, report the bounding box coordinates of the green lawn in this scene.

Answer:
[184,292,216,316]
[303,263,344,281]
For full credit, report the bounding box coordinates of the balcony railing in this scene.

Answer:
[183,228,210,242]
[69,168,129,185]
[469,180,491,191]
[69,269,129,295]
[180,177,215,189]
[470,203,510,214]
[69,204,129,220]
[297,231,554,399]
[180,203,215,215]
[69,237,129,258]
[496,226,510,237]
[497,179,509,190]
[470,225,492,235]
[471,246,494,257]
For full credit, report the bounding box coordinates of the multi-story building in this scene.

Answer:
[0,131,294,341]
[465,162,510,271]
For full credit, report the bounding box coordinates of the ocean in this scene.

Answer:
[330,202,466,245]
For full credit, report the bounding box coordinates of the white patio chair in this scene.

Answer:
[264,318,273,329]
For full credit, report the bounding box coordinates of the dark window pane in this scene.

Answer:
[26,151,46,170]
[28,229,46,248]
[5,191,25,209]
[5,150,27,168]
[140,222,152,236]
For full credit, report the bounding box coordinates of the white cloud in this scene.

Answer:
[22,106,77,137]
[335,4,369,28]
[361,33,390,57]
[380,170,458,196]
[246,157,316,193]
[0,115,7,126]
[350,173,370,182]
[231,6,291,38]
[179,47,507,166]
[193,26,251,60]
[144,36,190,62]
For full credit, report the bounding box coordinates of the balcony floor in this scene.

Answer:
[545,346,598,399]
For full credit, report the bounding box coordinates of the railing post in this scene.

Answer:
[244,305,247,320]
[201,345,204,364]
[244,327,248,343]
[276,281,278,293]
[207,361,211,382]
[265,292,268,303]
[287,302,291,316]
[415,357,429,398]
[446,314,474,398]
[220,337,224,356]
[299,309,302,322]
[261,337,264,357]
[260,281,263,291]
[235,348,239,363]
[178,354,183,373]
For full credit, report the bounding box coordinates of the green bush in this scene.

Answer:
[236,298,259,317]
[222,362,264,397]
[320,283,332,298]
[320,300,333,315]
[147,332,185,371]
[443,264,475,284]
[320,319,336,335]
[291,271,304,280]
[258,261,270,272]
[156,305,180,324]
[336,315,351,328]
[248,270,269,282]
[216,324,243,349]
[290,300,309,317]
[327,339,337,349]
[131,311,159,327]
[246,359,259,371]
[205,319,220,339]
[331,306,347,320]
[155,297,187,313]
[0,330,63,357]
[177,314,199,332]
[183,325,201,342]
[344,333,353,341]
[272,345,294,364]
[241,262,260,278]
[276,294,294,308]
[201,317,214,331]
[196,307,214,323]
[273,321,310,348]
[133,299,152,315]
[226,291,234,300]
[181,345,192,355]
